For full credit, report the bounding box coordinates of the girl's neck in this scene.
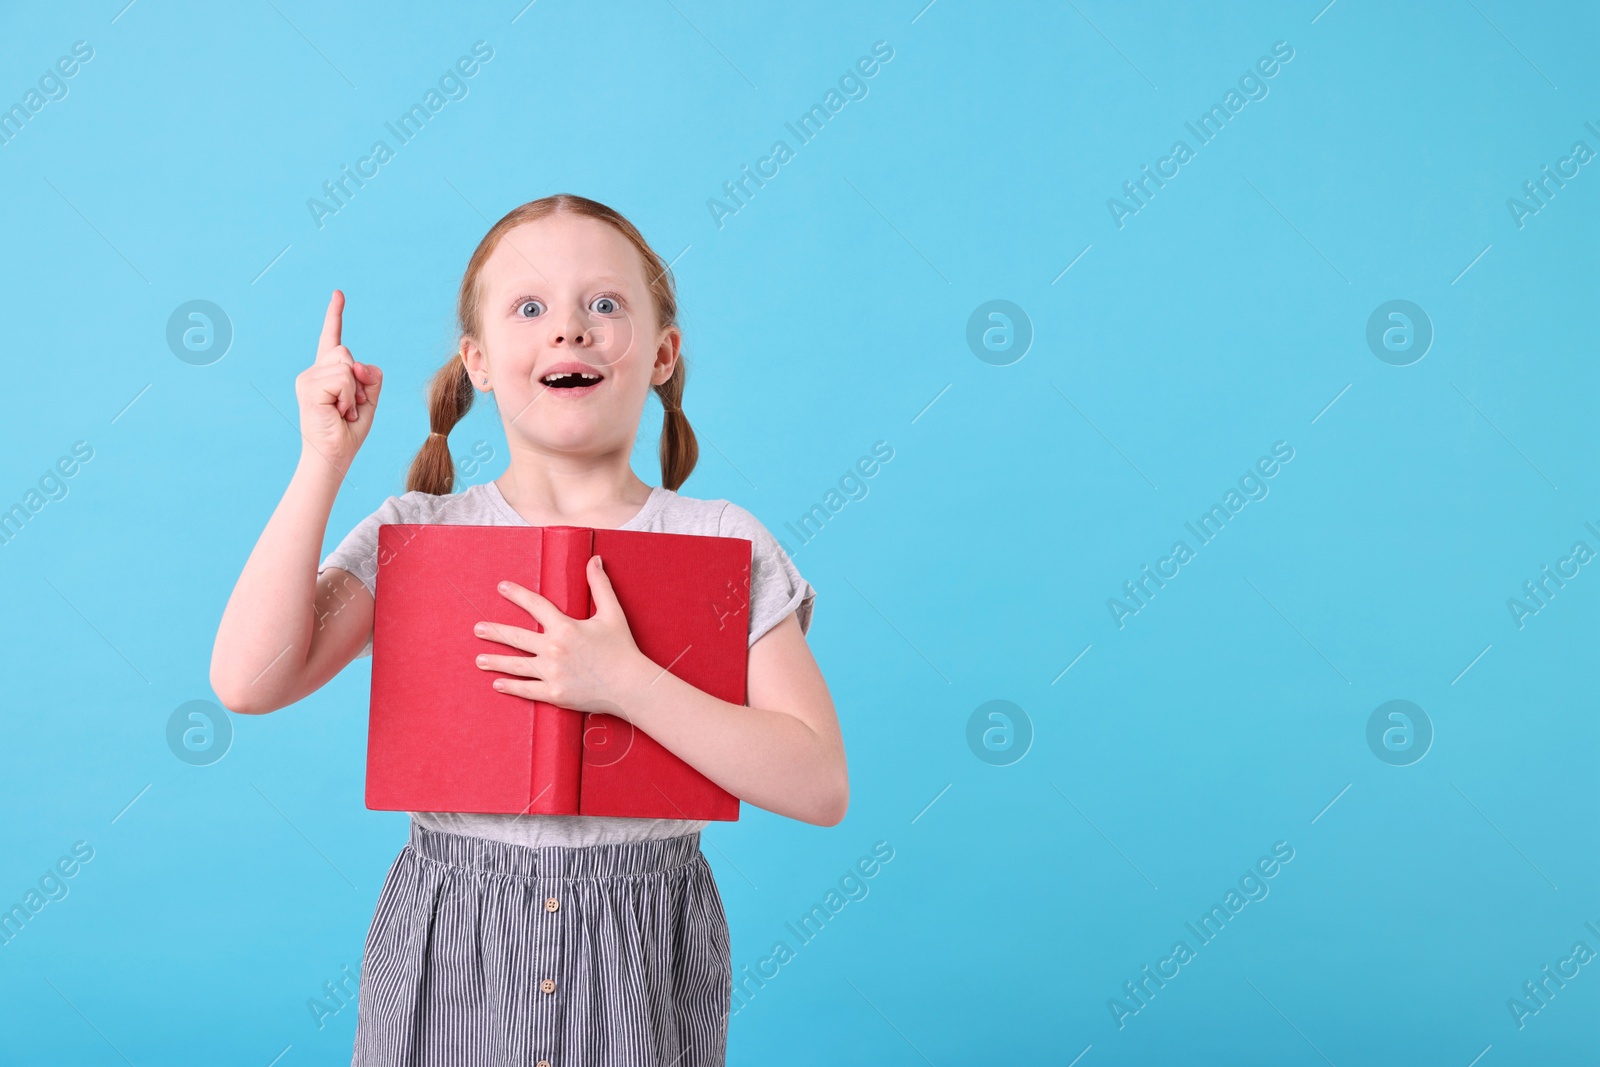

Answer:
[493,464,654,528]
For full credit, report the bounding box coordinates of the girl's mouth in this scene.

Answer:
[539,370,605,395]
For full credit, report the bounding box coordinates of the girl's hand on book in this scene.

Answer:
[294,289,383,474]
[473,555,651,715]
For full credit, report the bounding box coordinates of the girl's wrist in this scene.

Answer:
[611,650,671,725]
[294,448,349,493]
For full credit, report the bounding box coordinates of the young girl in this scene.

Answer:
[210,194,849,1066]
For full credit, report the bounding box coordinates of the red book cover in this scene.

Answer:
[366,523,751,820]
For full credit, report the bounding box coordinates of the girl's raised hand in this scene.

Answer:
[294,289,383,473]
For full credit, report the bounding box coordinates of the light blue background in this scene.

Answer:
[1,1,1596,1063]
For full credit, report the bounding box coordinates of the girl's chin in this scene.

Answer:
[504,421,622,452]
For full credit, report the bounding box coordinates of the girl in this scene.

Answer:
[210,194,848,1066]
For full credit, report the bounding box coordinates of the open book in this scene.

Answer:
[366,523,751,820]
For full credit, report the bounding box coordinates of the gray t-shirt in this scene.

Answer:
[319,480,816,849]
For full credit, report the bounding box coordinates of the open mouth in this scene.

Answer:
[540,371,604,389]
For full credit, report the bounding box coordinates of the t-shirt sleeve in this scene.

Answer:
[318,493,415,659]
[717,502,816,648]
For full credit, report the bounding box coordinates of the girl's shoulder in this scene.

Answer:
[363,482,507,526]
[322,484,504,593]
[647,489,768,541]
[663,493,814,642]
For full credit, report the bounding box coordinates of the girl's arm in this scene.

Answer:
[210,290,384,714]
[209,460,375,713]
[480,558,849,826]
[616,612,848,826]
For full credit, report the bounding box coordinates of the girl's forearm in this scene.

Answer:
[210,453,343,712]
[613,658,848,826]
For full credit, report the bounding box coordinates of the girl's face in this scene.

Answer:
[462,213,678,460]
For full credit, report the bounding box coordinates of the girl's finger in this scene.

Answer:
[316,290,345,362]
[491,677,544,700]
[496,582,563,629]
[475,620,545,654]
[323,364,365,412]
[475,653,542,679]
[355,362,384,408]
[313,369,357,418]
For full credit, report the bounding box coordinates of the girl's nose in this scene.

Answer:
[553,308,591,346]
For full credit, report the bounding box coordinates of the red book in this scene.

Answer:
[366,523,751,820]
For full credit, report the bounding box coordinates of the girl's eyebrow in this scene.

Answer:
[499,274,632,292]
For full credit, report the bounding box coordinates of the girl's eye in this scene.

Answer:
[591,295,620,315]
[517,299,545,318]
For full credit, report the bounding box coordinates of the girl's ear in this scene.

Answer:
[651,327,681,387]
[460,336,490,391]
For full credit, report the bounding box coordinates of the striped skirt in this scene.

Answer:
[351,821,731,1067]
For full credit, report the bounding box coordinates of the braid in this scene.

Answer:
[405,356,475,494]
[655,357,697,492]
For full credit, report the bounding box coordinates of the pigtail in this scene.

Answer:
[655,356,698,492]
[405,355,475,495]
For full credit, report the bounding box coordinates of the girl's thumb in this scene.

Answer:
[588,555,615,608]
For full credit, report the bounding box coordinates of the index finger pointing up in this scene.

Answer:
[317,289,346,362]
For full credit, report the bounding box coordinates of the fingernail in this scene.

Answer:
[474,623,487,636]
[498,581,511,592]
[476,654,488,666]
[492,680,505,691]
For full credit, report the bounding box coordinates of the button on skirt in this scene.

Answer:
[351,822,731,1067]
